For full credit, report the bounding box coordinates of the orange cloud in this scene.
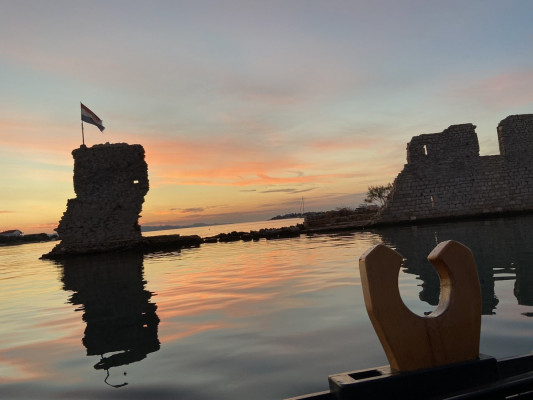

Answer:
[0,118,77,161]
[25,222,59,232]
[135,129,397,190]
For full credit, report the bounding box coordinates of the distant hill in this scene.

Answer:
[269,213,304,220]
[141,222,217,232]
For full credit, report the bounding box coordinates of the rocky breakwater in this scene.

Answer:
[44,143,150,258]
[303,207,377,232]
[205,226,302,243]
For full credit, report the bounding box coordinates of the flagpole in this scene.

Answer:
[81,121,85,146]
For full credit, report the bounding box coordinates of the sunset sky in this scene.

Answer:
[2,1,533,233]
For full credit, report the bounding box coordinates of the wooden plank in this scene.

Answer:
[359,240,481,371]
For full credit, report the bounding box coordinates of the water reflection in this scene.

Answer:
[514,252,533,308]
[375,215,533,315]
[58,252,160,383]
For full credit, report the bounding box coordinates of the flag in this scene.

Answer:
[81,103,105,132]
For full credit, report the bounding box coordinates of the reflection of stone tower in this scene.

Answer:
[47,143,149,257]
[60,252,160,371]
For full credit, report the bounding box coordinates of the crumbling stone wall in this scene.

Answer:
[48,143,149,256]
[378,114,533,223]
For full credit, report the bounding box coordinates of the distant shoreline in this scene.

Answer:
[0,233,58,247]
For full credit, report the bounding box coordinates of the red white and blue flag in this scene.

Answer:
[81,103,105,132]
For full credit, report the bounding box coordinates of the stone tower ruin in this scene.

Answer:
[378,114,533,223]
[46,143,149,256]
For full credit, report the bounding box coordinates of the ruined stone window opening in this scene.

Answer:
[430,195,435,208]
[423,145,428,156]
[133,179,139,184]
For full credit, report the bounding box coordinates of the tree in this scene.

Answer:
[364,183,393,207]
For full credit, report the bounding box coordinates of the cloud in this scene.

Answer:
[155,171,364,188]
[0,118,77,158]
[26,222,58,231]
[451,69,533,110]
[0,210,14,214]
[151,204,228,217]
[169,207,205,213]
[307,135,384,152]
[142,127,386,188]
[260,187,317,194]
[142,135,321,187]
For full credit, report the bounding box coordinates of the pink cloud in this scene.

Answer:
[0,118,77,159]
[453,69,533,109]
[307,136,387,152]
[155,168,363,187]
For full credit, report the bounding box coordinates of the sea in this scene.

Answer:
[1,215,533,399]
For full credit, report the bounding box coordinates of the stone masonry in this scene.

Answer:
[378,114,533,223]
[47,143,149,256]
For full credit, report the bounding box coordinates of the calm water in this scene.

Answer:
[1,216,533,399]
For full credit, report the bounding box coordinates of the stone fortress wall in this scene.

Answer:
[48,143,149,256]
[378,114,533,223]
